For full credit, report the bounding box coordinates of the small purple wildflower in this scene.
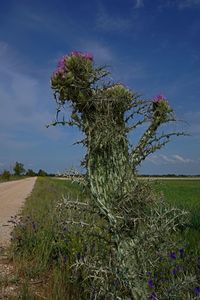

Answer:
[194,287,200,297]
[63,256,68,263]
[172,267,178,275]
[169,252,176,259]
[148,279,154,289]
[148,292,157,299]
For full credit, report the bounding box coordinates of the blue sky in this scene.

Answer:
[0,0,200,175]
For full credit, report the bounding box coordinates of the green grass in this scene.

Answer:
[153,179,200,251]
[9,177,90,299]
[0,175,30,183]
[6,177,200,299]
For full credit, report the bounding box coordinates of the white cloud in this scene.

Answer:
[160,154,175,163]
[177,0,200,9]
[134,0,144,8]
[147,154,195,165]
[77,40,114,64]
[146,155,160,165]
[158,0,200,9]
[172,154,193,163]
[96,7,132,32]
[0,41,67,144]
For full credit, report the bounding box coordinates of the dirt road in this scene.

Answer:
[0,177,37,247]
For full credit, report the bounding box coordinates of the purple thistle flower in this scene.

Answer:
[83,52,93,61]
[57,55,67,69]
[71,50,82,57]
[153,94,166,103]
[194,287,200,296]
[148,279,154,289]
[70,50,93,61]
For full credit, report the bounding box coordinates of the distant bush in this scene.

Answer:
[13,161,25,176]
[26,169,36,177]
[1,170,11,181]
[37,169,47,176]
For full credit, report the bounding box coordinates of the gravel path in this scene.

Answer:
[0,177,37,247]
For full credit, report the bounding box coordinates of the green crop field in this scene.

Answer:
[153,179,200,250]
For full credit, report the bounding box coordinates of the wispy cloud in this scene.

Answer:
[0,41,67,142]
[172,154,193,163]
[77,39,114,64]
[134,0,144,9]
[160,154,175,163]
[177,0,200,9]
[146,154,195,165]
[158,0,200,9]
[96,6,132,32]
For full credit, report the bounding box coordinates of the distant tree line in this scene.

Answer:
[139,174,200,177]
[0,161,55,181]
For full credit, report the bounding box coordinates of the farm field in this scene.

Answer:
[153,179,200,251]
[1,177,200,299]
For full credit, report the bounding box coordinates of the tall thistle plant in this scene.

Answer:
[50,52,197,298]
[50,51,183,207]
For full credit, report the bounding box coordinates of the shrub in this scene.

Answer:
[1,170,11,181]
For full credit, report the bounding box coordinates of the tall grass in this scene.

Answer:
[9,177,90,299]
[8,177,200,299]
[0,175,29,183]
[153,179,200,251]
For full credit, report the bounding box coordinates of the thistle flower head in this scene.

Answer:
[70,50,93,61]
[153,94,166,103]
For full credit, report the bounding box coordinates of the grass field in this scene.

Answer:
[5,177,200,299]
[0,175,30,183]
[8,177,89,299]
[153,179,200,251]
